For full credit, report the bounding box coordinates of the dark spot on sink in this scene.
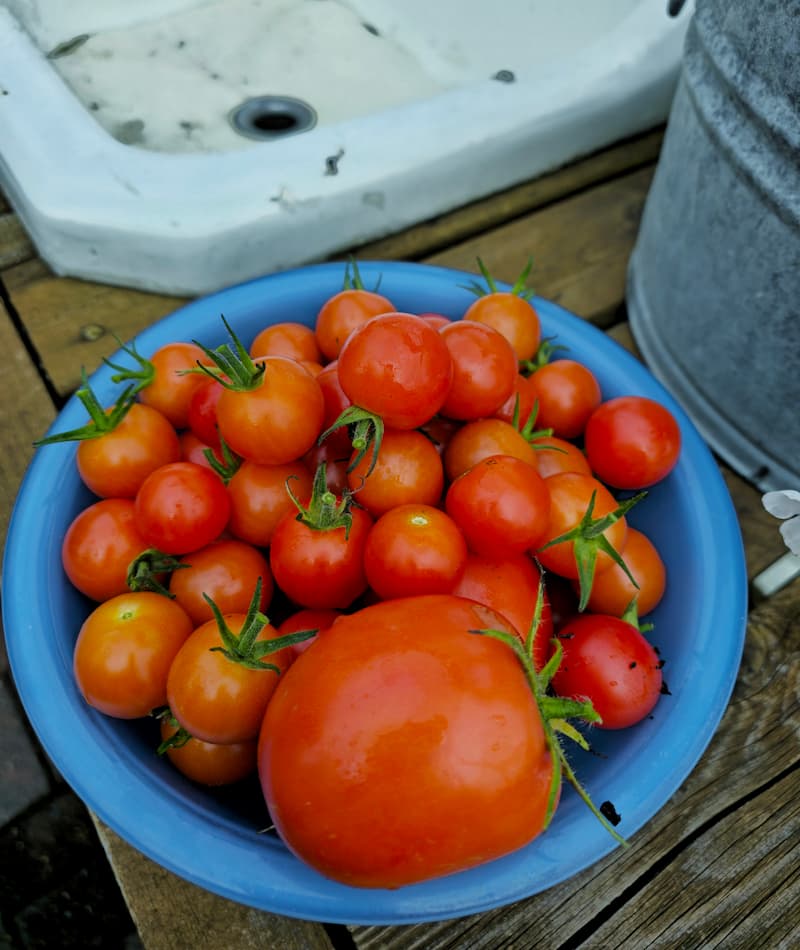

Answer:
[362,22,380,36]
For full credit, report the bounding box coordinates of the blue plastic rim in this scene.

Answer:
[2,261,748,925]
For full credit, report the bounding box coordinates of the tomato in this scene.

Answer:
[363,504,467,599]
[315,287,395,361]
[249,321,322,364]
[551,613,663,729]
[169,539,273,625]
[493,373,539,428]
[463,292,541,362]
[451,552,553,670]
[259,594,554,888]
[584,395,681,489]
[582,527,666,617]
[226,459,312,548]
[443,417,538,482]
[536,472,629,580]
[76,403,181,498]
[167,611,292,744]
[445,455,550,558]
[527,359,602,439]
[347,427,444,516]
[439,321,518,420]
[73,592,193,718]
[159,718,257,786]
[531,435,592,479]
[216,356,325,466]
[337,313,453,430]
[138,341,212,430]
[269,496,373,609]
[62,498,150,602]
[418,312,452,330]
[178,430,223,470]
[277,607,342,658]
[302,439,351,497]
[187,377,225,448]
[135,462,231,555]
[315,359,352,428]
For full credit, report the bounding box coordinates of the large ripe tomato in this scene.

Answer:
[76,403,181,498]
[445,455,551,557]
[73,592,193,718]
[169,539,273,625]
[582,527,666,617]
[337,313,453,430]
[215,356,325,466]
[527,359,602,439]
[259,594,554,888]
[62,498,150,602]
[226,459,313,548]
[551,613,663,729]
[363,504,467,599]
[346,428,444,516]
[584,395,681,489]
[138,341,213,430]
[134,462,231,555]
[439,321,518,420]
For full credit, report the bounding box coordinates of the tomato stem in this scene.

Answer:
[286,463,356,537]
[318,405,385,479]
[34,369,137,446]
[202,430,242,485]
[102,336,156,396]
[191,315,266,391]
[152,707,193,755]
[127,548,189,598]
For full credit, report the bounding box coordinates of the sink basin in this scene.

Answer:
[0,0,691,293]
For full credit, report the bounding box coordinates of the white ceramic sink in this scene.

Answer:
[0,0,691,294]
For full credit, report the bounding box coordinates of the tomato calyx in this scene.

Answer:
[202,431,243,484]
[538,491,647,612]
[192,316,266,391]
[286,463,357,538]
[152,706,193,754]
[102,336,156,396]
[127,548,189,598]
[206,578,316,672]
[319,405,384,479]
[34,370,136,446]
[520,337,569,375]
[463,256,536,302]
[510,396,554,445]
[342,256,383,294]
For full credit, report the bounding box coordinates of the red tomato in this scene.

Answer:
[337,313,453,430]
[531,436,592,479]
[315,287,395,361]
[582,527,666,617]
[527,360,602,439]
[418,312,452,330]
[159,718,257,786]
[451,552,553,670]
[551,613,663,729]
[439,321,518,420]
[346,428,444,516]
[445,455,550,558]
[186,377,225,448]
[62,498,150,602]
[443,417,538,482]
[215,357,325,465]
[73,592,193,718]
[269,500,373,609]
[76,403,181,498]
[463,292,541,362]
[493,373,539,428]
[226,459,313,548]
[315,359,352,430]
[138,341,212,430]
[364,504,467,599]
[167,612,292,744]
[584,396,681,489]
[302,439,351,497]
[259,595,554,888]
[135,462,231,555]
[169,539,273,625]
[277,607,342,658]
[178,430,223,470]
[249,321,322,364]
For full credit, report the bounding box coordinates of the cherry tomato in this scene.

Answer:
[178,430,223,470]
[337,313,453,430]
[169,539,273,626]
[167,612,292,744]
[186,377,225,448]
[463,292,541,362]
[347,428,444,516]
[139,341,212,430]
[159,718,257,786]
[62,498,150,602]
[364,504,467,600]
[531,436,592,479]
[73,592,193,719]
[418,312,452,330]
[277,607,342,659]
[259,594,554,889]
[584,396,681,489]
[215,357,325,465]
[582,527,666,617]
[302,439,351,497]
[315,286,395,361]
[445,455,550,558]
[443,417,538,482]
[226,460,313,548]
[527,360,602,439]
[249,321,322,364]
[76,403,181,498]
[493,373,539,428]
[315,359,352,429]
[439,321,517,420]
[135,462,231,555]
[551,613,663,729]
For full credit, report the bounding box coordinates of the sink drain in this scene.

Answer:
[229,96,317,141]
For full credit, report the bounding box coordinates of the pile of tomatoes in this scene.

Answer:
[46,261,682,890]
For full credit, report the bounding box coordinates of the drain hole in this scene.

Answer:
[230,96,317,141]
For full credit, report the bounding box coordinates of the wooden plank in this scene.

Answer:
[422,166,655,327]
[350,579,800,949]
[92,818,335,950]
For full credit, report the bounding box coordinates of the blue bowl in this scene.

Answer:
[2,261,747,924]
